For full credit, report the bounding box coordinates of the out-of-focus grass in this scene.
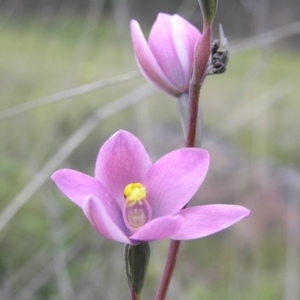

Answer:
[0,16,143,167]
[0,16,299,300]
[202,49,300,166]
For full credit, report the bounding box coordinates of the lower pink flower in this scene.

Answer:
[51,130,250,245]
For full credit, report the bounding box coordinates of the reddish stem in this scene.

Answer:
[186,84,201,147]
[154,239,181,300]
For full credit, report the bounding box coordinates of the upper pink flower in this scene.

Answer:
[51,130,250,245]
[131,13,202,97]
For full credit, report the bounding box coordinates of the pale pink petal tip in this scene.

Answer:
[172,205,250,240]
[51,169,106,208]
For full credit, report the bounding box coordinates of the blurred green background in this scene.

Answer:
[0,0,300,299]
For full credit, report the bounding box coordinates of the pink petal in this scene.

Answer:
[171,205,251,240]
[130,215,183,242]
[51,169,107,207]
[145,148,209,218]
[149,14,186,91]
[130,19,181,96]
[171,15,202,89]
[83,196,134,244]
[94,130,152,209]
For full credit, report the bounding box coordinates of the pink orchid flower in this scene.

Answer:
[131,13,202,97]
[51,130,250,245]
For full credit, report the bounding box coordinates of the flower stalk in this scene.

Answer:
[185,24,212,147]
[178,97,204,147]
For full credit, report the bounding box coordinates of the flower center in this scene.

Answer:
[124,183,146,202]
[123,183,152,231]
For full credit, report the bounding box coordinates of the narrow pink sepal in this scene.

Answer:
[145,148,209,218]
[94,130,152,209]
[130,20,181,96]
[130,215,183,242]
[83,196,135,245]
[171,205,251,240]
[51,169,106,208]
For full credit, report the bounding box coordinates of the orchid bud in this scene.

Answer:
[131,13,202,97]
[124,242,150,299]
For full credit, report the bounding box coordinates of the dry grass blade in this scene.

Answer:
[231,21,300,54]
[212,82,290,136]
[0,71,140,122]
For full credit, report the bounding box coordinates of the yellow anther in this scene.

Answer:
[124,183,146,202]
